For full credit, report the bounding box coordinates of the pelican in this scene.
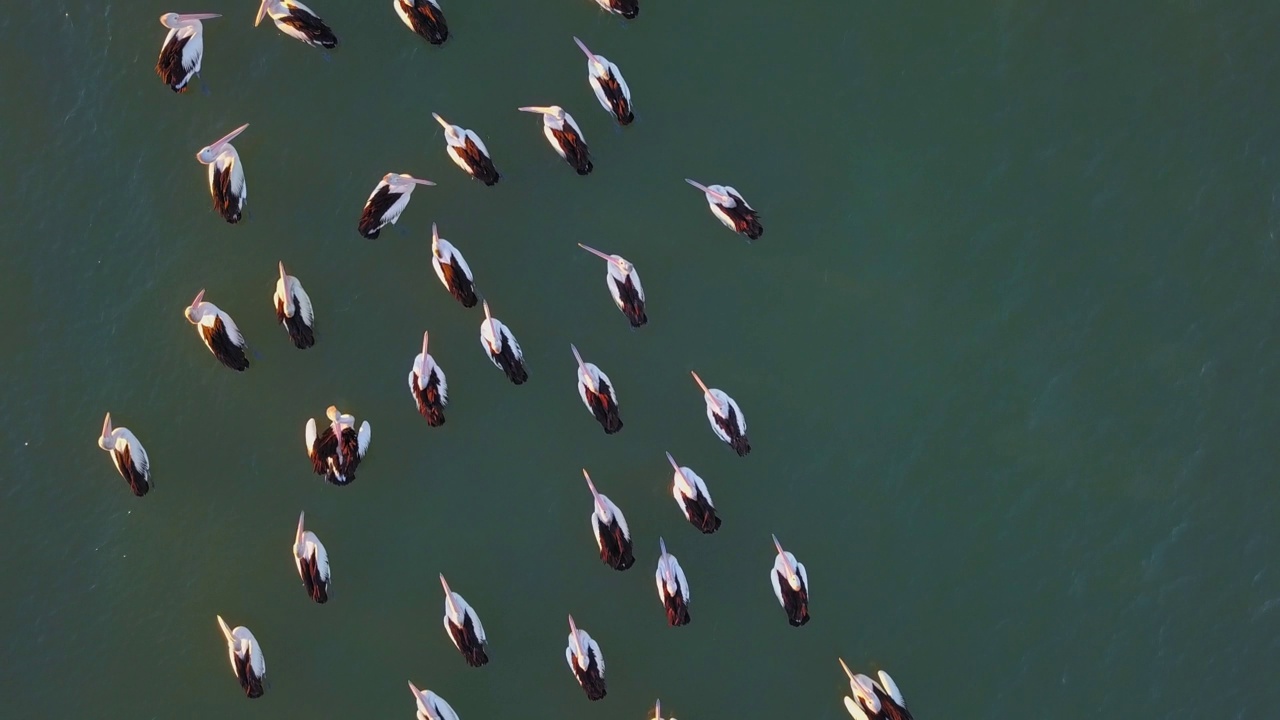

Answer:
[573,37,633,126]
[357,172,434,239]
[577,243,646,327]
[665,452,721,534]
[216,615,265,698]
[254,0,337,49]
[184,289,249,371]
[654,538,690,626]
[304,405,371,486]
[395,0,449,45]
[479,301,527,385]
[594,0,639,20]
[155,12,220,92]
[691,371,749,456]
[840,661,913,720]
[770,534,810,627]
[408,682,461,720]
[408,331,448,426]
[571,344,622,434]
[274,262,315,349]
[97,413,151,497]
[292,511,331,604]
[439,574,488,667]
[432,113,500,185]
[431,223,477,308]
[195,123,249,224]
[582,469,634,570]
[565,615,607,701]
[653,700,673,720]
[517,105,592,175]
[684,179,763,240]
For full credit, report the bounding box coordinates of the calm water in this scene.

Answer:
[3,1,1280,717]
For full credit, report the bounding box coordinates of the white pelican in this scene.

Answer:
[184,289,249,371]
[274,261,315,349]
[395,0,449,45]
[216,615,265,698]
[97,412,151,497]
[690,370,749,456]
[408,331,448,426]
[155,12,220,92]
[594,0,639,20]
[665,452,721,534]
[439,574,488,667]
[432,112,500,185]
[408,682,461,720]
[292,511,331,604]
[305,405,371,486]
[770,534,810,627]
[479,301,527,385]
[195,123,249,224]
[254,0,337,49]
[571,344,622,434]
[654,538,690,626]
[684,179,763,240]
[431,223,477,308]
[582,469,634,570]
[840,660,913,720]
[357,172,435,239]
[565,615,607,701]
[573,36,633,125]
[517,105,592,175]
[577,243,646,327]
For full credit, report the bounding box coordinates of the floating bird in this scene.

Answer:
[97,412,151,497]
[690,371,750,456]
[155,12,220,92]
[408,682,461,720]
[565,615,607,701]
[479,301,527,385]
[840,662,913,720]
[665,452,721,534]
[573,37,633,125]
[432,113,500,185]
[357,173,435,239]
[431,223,477,308]
[395,0,449,45]
[216,615,265,698]
[517,105,592,175]
[292,511,331,603]
[571,344,622,434]
[195,123,249,224]
[582,469,634,570]
[305,405,371,486]
[770,534,810,627]
[684,179,763,240]
[254,0,337,49]
[654,538,690,626]
[184,289,249,371]
[408,331,448,426]
[594,0,639,20]
[439,574,488,667]
[577,243,646,327]
[274,262,315,349]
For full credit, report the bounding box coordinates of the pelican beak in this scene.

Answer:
[567,614,584,658]
[570,344,584,368]
[686,178,731,203]
[432,112,449,130]
[659,536,667,557]
[438,573,451,596]
[664,451,680,471]
[408,175,435,186]
[577,242,613,262]
[209,123,249,152]
[655,700,662,719]
[839,657,855,682]
[254,0,269,26]
[685,178,711,193]
[421,331,430,361]
[482,300,492,323]
[431,223,440,246]
[295,511,305,547]
[691,371,721,412]
[277,261,288,285]
[407,680,422,698]
[772,533,786,557]
[178,13,221,21]
[101,412,113,440]
[325,405,338,422]
[581,469,598,497]
[518,105,557,116]
[189,288,206,311]
[572,36,596,62]
[216,615,233,643]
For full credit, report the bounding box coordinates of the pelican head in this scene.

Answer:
[482,301,499,352]
[196,123,248,164]
[432,113,461,141]
[98,412,114,449]
[573,36,606,74]
[772,534,801,588]
[654,699,663,720]
[161,12,220,28]
[183,289,206,323]
[690,371,722,412]
[570,344,595,389]
[420,330,431,365]
[582,469,608,519]
[567,614,586,662]
[577,243,631,274]
[839,657,856,683]
[294,511,306,549]
[851,675,882,713]
[659,536,668,558]
[519,105,565,121]
[390,173,435,191]
[216,615,234,644]
[685,178,732,205]
[438,573,461,616]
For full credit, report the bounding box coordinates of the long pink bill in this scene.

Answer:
[685,178,732,204]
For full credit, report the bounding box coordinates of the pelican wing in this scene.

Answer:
[463,129,490,157]
[119,429,150,477]
[586,636,605,675]
[356,421,371,457]
[290,278,315,325]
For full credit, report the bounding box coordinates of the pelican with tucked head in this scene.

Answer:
[195,123,249,223]
[571,344,622,434]
[665,452,721,534]
[578,243,646,327]
[395,0,449,45]
[408,682,461,720]
[216,615,265,698]
[254,0,337,49]
[184,289,249,371]
[408,331,448,426]
[357,172,435,239]
[274,261,315,349]
[518,105,592,175]
[654,538,690,626]
[155,12,220,92]
[582,469,634,570]
[479,301,527,385]
[97,412,151,497]
[292,511,331,603]
[565,615,607,701]
[685,179,763,240]
[431,223,477,308]
[573,37,633,125]
[840,660,913,720]
[770,534,810,627]
[304,405,371,486]
[439,574,488,667]
[691,371,750,456]
[433,112,500,185]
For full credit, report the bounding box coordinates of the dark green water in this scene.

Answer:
[3,1,1280,717]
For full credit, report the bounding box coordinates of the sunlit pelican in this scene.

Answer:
[571,344,622,434]
[654,538,690,626]
[431,223,477,308]
[573,37,633,125]
[216,615,265,698]
[155,12,220,92]
[184,289,249,371]
[665,452,721,534]
[577,243,646,327]
[518,105,592,175]
[254,0,337,49]
[691,370,749,456]
[479,301,527,385]
[395,0,449,45]
[432,112,500,185]
[770,534,809,627]
[684,179,763,240]
[582,469,634,570]
[439,574,488,667]
[195,123,249,224]
[97,412,151,497]
[274,261,315,349]
[565,615,607,701]
[408,331,448,426]
[840,660,913,720]
[594,0,639,20]
[408,682,461,720]
[304,405,371,486]
[292,511,331,603]
[358,172,435,239]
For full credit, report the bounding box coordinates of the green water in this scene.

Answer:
[4,1,1280,717]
